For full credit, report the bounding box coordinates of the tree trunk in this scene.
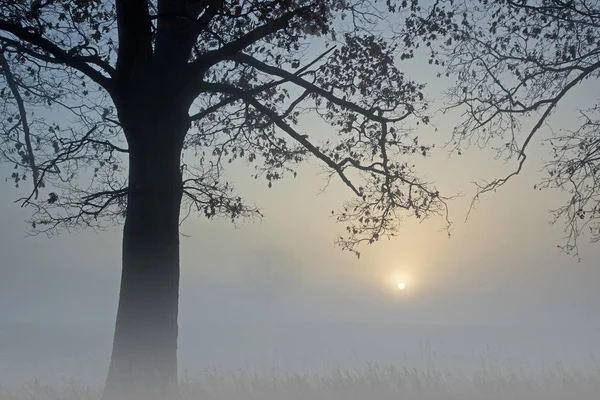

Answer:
[102,105,187,400]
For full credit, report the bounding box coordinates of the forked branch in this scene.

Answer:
[0,50,40,199]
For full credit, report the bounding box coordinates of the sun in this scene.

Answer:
[385,270,413,293]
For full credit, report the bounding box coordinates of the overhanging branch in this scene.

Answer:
[0,20,114,89]
[204,82,367,197]
[466,59,600,221]
[232,53,411,124]
[189,47,337,122]
[0,50,40,199]
[188,6,311,75]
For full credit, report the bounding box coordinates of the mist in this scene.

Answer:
[2,134,600,398]
[3,2,600,399]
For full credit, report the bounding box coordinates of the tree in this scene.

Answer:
[400,0,600,258]
[0,1,449,399]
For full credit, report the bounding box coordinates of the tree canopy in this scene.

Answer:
[401,0,600,257]
[1,3,458,399]
[0,0,449,256]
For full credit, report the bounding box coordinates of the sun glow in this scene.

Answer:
[385,269,414,294]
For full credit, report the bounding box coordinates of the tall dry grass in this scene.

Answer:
[2,360,600,400]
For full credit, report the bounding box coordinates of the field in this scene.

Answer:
[2,360,600,400]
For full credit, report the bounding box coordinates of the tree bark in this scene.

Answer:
[102,101,188,400]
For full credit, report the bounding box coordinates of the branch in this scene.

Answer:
[79,187,128,218]
[189,78,288,121]
[84,138,129,153]
[189,6,311,74]
[0,20,113,89]
[0,50,40,199]
[232,53,410,123]
[466,59,600,220]
[205,82,362,196]
[17,126,98,207]
[189,46,337,121]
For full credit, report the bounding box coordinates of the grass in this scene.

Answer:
[2,360,600,400]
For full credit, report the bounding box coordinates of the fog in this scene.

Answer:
[3,128,600,397]
[2,34,600,400]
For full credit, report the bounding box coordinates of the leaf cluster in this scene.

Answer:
[0,0,450,254]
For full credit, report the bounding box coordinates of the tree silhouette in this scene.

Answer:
[0,1,449,399]
[401,0,600,258]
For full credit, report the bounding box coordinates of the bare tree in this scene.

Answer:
[400,0,600,258]
[0,1,448,399]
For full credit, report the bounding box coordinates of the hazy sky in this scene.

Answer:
[1,39,600,386]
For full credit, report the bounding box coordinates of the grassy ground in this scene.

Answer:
[2,360,600,400]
